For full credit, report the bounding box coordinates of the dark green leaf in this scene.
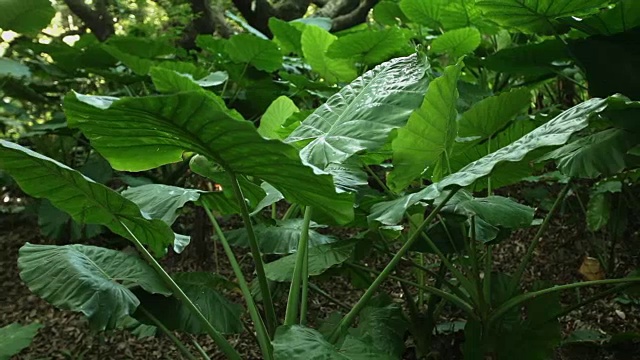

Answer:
[0,323,41,360]
[265,241,356,281]
[431,27,481,58]
[301,25,357,84]
[0,0,54,35]
[226,34,283,72]
[18,243,171,330]
[326,28,409,65]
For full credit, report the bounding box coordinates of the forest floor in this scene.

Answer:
[2,186,640,359]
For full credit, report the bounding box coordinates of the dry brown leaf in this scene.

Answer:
[579,256,605,281]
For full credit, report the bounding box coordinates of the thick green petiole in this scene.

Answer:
[284,206,314,325]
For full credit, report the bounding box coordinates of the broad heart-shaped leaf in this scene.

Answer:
[476,0,612,33]
[457,88,532,139]
[272,325,395,360]
[265,240,356,282]
[539,128,638,178]
[18,243,171,330]
[225,34,283,72]
[571,0,640,35]
[134,272,243,335]
[326,28,410,66]
[285,53,430,173]
[431,27,481,58]
[0,0,54,35]
[301,25,357,85]
[371,98,610,225]
[63,92,354,225]
[250,182,285,216]
[483,39,569,76]
[389,61,463,191]
[373,1,410,26]
[225,219,338,255]
[0,140,174,256]
[269,17,303,55]
[150,66,227,93]
[258,96,300,140]
[0,322,41,360]
[400,0,495,32]
[399,0,444,28]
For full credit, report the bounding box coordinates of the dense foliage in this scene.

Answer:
[1,0,640,359]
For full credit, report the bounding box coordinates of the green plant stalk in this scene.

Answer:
[423,262,448,348]
[300,239,310,325]
[282,203,299,220]
[329,190,460,342]
[284,206,314,325]
[489,277,640,328]
[551,283,633,320]
[348,263,478,320]
[468,216,487,315]
[120,224,241,360]
[227,172,277,335]
[204,207,274,360]
[508,180,572,296]
[139,306,198,360]
[417,254,425,307]
[192,338,212,360]
[483,245,492,308]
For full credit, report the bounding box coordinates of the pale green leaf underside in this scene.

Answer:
[63,91,354,225]
[265,241,355,282]
[373,97,610,224]
[18,243,171,330]
[0,140,174,256]
[258,96,300,140]
[286,53,430,172]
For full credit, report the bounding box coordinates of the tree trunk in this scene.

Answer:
[62,0,114,41]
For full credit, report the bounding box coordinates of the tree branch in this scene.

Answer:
[330,0,378,31]
[180,0,232,49]
[62,0,114,41]
[231,0,310,36]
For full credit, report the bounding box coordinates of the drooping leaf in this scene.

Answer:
[571,0,640,35]
[225,219,338,255]
[539,128,638,178]
[430,27,481,58]
[0,0,54,35]
[134,272,243,334]
[63,92,354,224]
[476,0,612,33]
[258,96,300,140]
[250,182,285,216]
[301,25,357,84]
[371,97,610,224]
[399,0,444,28]
[225,34,283,72]
[150,66,227,93]
[18,243,171,330]
[265,241,356,281]
[373,2,410,26]
[389,61,463,191]
[326,28,409,66]
[587,192,612,231]
[122,184,201,225]
[286,53,430,172]
[0,140,174,256]
[0,323,42,360]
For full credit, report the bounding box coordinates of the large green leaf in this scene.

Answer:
[301,25,357,84]
[122,184,201,225]
[0,58,30,79]
[272,325,395,360]
[18,243,171,330]
[389,61,463,191]
[63,92,354,224]
[0,140,174,256]
[265,241,356,282]
[399,0,444,28]
[134,272,243,334]
[0,0,54,35]
[430,27,481,58]
[225,34,283,72]
[348,297,408,358]
[269,17,303,55]
[483,40,569,76]
[0,323,41,360]
[371,98,610,224]
[458,88,532,139]
[286,53,429,172]
[539,128,638,178]
[258,96,300,140]
[373,2,410,26]
[571,0,640,35]
[326,28,409,66]
[225,219,338,254]
[476,0,612,33]
[399,0,492,31]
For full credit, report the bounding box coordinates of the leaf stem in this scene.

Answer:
[284,206,314,325]
[508,180,572,295]
[204,206,274,360]
[121,224,241,360]
[138,306,199,360]
[328,189,460,342]
[227,172,277,335]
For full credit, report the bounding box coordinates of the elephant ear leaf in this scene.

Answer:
[18,243,171,330]
[63,91,353,225]
[0,322,42,359]
[0,140,174,256]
